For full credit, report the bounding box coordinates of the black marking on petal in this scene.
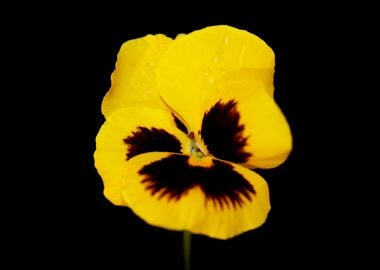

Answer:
[201,100,252,163]
[172,113,188,134]
[123,127,181,160]
[201,159,255,209]
[139,155,255,209]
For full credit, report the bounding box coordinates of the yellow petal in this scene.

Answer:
[102,34,172,118]
[94,106,188,205]
[200,80,292,169]
[121,152,270,240]
[156,25,275,130]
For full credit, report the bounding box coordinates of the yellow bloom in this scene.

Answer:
[94,25,292,240]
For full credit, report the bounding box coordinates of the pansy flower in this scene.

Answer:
[95,25,292,240]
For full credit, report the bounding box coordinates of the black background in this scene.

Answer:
[8,4,375,269]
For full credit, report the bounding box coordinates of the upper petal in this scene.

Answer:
[102,34,172,118]
[156,25,275,130]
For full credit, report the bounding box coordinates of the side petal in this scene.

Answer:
[156,25,275,130]
[200,80,292,169]
[94,106,188,205]
[121,152,270,240]
[102,34,172,118]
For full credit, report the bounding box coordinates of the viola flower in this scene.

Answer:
[95,25,292,240]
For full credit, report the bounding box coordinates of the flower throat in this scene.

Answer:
[188,132,207,158]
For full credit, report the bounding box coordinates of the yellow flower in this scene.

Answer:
[94,25,292,240]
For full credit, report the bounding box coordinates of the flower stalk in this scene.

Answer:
[183,231,192,270]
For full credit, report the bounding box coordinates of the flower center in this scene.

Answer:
[188,132,207,158]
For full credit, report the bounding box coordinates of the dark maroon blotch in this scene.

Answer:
[139,155,255,209]
[201,100,252,163]
[123,127,181,160]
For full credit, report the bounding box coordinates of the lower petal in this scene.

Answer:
[94,106,188,206]
[121,152,270,239]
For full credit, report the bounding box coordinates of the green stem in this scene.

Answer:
[183,231,192,270]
